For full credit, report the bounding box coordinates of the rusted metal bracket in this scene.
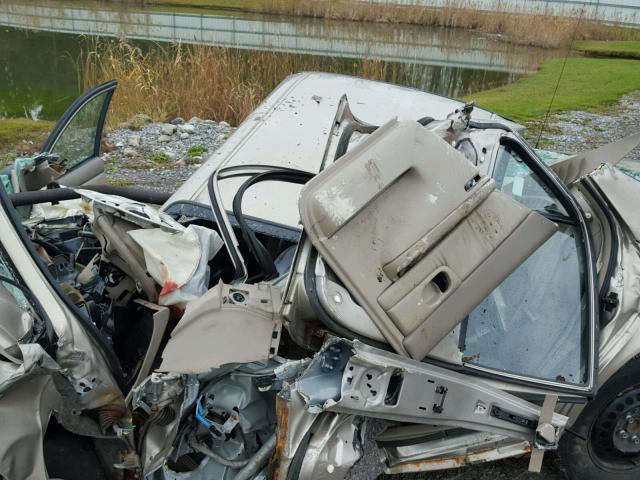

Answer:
[528,394,559,473]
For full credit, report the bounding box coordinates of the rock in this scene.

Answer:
[160,124,177,136]
[188,116,202,124]
[123,147,137,158]
[219,121,230,128]
[184,156,202,165]
[128,135,141,147]
[128,114,153,130]
[178,123,196,134]
[115,142,124,148]
[158,134,172,143]
[179,132,190,140]
[171,117,185,125]
[202,119,216,125]
[162,150,177,161]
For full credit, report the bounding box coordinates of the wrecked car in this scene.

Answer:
[1,72,640,480]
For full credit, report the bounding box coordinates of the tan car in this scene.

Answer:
[1,73,639,480]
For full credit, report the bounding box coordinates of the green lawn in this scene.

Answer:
[467,57,640,123]
[573,40,640,59]
[0,118,54,159]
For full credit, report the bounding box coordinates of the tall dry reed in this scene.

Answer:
[81,39,388,125]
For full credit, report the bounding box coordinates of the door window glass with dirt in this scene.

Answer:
[461,144,588,386]
[492,144,568,216]
[50,90,109,171]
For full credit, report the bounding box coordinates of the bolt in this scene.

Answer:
[333,293,342,304]
[620,430,629,439]
[633,436,640,445]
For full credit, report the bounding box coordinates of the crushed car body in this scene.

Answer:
[1,72,640,480]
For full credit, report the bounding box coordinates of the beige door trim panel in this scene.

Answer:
[299,119,557,358]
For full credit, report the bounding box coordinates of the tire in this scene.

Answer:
[560,356,640,480]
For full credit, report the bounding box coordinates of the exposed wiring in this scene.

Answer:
[194,397,213,429]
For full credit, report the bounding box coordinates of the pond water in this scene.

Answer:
[0,0,558,120]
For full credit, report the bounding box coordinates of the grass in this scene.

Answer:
[80,36,640,133]
[81,39,392,126]
[0,153,17,168]
[107,177,134,187]
[148,151,170,163]
[0,118,54,157]
[574,41,640,59]
[187,145,207,157]
[467,57,640,123]
[139,0,640,48]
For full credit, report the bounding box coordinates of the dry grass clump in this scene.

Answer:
[256,0,640,48]
[81,39,389,125]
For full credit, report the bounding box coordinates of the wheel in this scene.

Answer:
[560,356,640,480]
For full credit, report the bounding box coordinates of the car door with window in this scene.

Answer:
[461,137,596,396]
[12,81,116,193]
[299,122,597,401]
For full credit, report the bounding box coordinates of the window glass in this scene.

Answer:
[51,91,108,170]
[0,249,29,308]
[0,246,40,344]
[459,143,590,386]
[463,223,588,385]
[493,145,568,216]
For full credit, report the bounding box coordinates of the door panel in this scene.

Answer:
[299,119,557,359]
[40,80,116,188]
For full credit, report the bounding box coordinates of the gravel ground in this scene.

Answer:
[532,92,640,169]
[103,115,233,192]
[104,93,640,194]
[102,97,640,479]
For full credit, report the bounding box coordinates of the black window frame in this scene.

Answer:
[437,134,599,397]
[41,80,116,174]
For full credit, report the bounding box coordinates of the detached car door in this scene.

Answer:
[299,119,597,397]
[299,119,556,359]
[16,80,116,192]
